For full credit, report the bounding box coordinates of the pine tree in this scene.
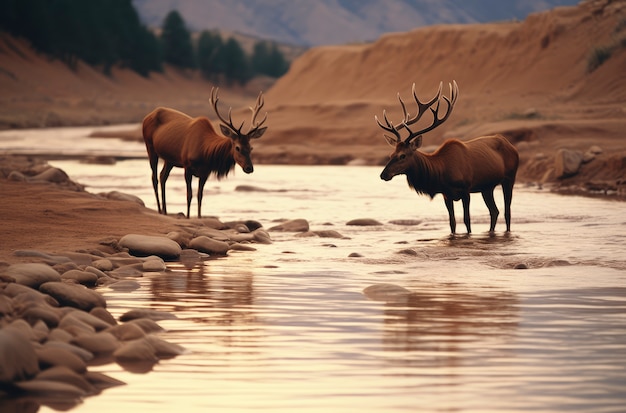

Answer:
[197,30,224,79]
[160,10,195,68]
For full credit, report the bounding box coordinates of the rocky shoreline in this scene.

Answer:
[0,155,277,411]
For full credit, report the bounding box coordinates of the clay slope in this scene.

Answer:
[260,0,625,189]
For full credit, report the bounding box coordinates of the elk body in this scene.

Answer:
[376,81,519,234]
[142,88,267,218]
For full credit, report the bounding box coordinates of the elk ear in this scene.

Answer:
[410,135,423,150]
[248,126,267,139]
[220,124,237,139]
[383,134,397,147]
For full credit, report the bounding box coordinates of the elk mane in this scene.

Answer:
[205,137,236,180]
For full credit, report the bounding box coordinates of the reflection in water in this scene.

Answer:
[148,258,261,350]
[365,283,519,368]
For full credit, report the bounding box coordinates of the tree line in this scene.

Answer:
[0,0,290,83]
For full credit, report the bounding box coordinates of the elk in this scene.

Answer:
[142,88,267,218]
[375,81,519,235]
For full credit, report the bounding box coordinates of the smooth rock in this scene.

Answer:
[269,219,309,232]
[4,263,61,288]
[39,282,106,311]
[35,347,87,373]
[189,236,230,255]
[253,229,272,244]
[108,280,142,291]
[142,259,167,272]
[106,323,146,341]
[43,341,94,362]
[61,269,98,286]
[102,190,145,206]
[0,329,39,382]
[89,307,118,326]
[91,259,114,272]
[346,218,383,226]
[363,283,411,302]
[14,379,87,398]
[113,338,158,362]
[119,309,178,322]
[71,332,120,354]
[63,310,113,330]
[37,365,95,393]
[118,234,182,260]
[554,148,583,178]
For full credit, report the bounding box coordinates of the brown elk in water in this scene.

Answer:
[376,81,519,234]
[142,88,267,218]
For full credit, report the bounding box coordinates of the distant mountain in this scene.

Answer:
[132,0,581,46]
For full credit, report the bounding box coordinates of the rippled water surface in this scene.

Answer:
[3,126,626,412]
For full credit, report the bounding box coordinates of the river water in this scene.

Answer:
[2,126,626,412]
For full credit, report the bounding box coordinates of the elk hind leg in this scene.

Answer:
[159,162,174,215]
[481,188,499,233]
[502,180,514,232]
[444,196,457,234]
[462,193,472,234]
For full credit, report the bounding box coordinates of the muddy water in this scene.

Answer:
[2,127,625,412]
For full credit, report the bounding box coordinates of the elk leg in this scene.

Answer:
[502,180,514,232]
[197,175,208,218]
[184,168,194,219]
[444,196,456,234]
[462,194,472,234]
[481,188,499,233]
[159,162,174,215]
[148,152,161,213]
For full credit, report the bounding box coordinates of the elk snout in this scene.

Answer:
[243,165,254,174]
[380,170,392,181]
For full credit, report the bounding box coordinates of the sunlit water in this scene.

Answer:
[2,126,626,412]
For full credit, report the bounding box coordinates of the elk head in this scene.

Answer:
[211,87,268,173]
[376,81,458,181]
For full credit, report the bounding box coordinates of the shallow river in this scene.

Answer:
[2,126,626,412]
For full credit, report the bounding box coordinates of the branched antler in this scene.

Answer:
[210,88,269,137]
[376,81,458,145]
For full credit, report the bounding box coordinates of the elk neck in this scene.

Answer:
[201,134,236,179]
[405,150,444,199]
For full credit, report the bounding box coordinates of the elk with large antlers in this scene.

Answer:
[376,81,519,234]
[142,88,267,218]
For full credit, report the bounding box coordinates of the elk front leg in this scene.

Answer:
[482,188,499,233]
[197,175,208,218]
[148,153,161,213]
[159,162,174,215]
[184,168,194,219]
[444,196,456,234]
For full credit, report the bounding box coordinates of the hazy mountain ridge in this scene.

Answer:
[132,0,580,46]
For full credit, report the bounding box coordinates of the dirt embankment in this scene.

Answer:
[1,0,624,195]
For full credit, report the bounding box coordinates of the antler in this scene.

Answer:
[247,91,268,135]
[210,87,268,136]
[375,109,403,144]
[403,80,458,142]
[375,81,458,144]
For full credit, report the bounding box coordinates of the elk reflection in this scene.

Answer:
[149,256,260,348]
[364,283,519,368]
